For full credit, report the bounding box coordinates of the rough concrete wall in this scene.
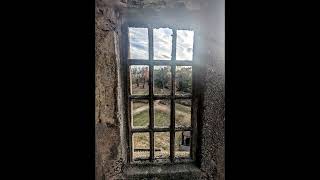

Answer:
[128,0,206,10]
[197,0,225,179]
[95,1,125,179]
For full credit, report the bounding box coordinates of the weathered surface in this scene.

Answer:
[95,1,125,179]
[96,0,224,179]
[202,1,225,179]
[124,163,202,179]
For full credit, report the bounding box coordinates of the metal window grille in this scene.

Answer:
[123,26,197,163]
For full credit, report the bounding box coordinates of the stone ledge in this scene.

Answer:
[123,163,202,179]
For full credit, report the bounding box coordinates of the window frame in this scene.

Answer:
[121,10,200,165]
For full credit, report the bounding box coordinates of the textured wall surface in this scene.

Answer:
[95,0,224,179]
[95,1,125,179]
[197,1,225,179]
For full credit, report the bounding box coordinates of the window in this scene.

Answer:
[125,26,196,163]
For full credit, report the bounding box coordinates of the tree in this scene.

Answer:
[176,67,192,93]
[154,67,170,90]
[132,66,149,88]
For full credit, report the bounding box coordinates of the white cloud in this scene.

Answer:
[176,30,194,61]
[129,28,194,61]
[153,28,172,60]
[129,28,149,59]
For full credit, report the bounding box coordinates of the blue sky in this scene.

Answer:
[129,28,194,60]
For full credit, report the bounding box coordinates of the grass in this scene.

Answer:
[155,109,170,127]
[131,82,149,95]
[133,102,191,128]
[133,108,171,128]
[176,114,190,127]
[175,103,191,113]
[133,133,149,148]
[133,132,150,159]
[133,110,149,127]
[132,101,148,109]
[132,102,191,159]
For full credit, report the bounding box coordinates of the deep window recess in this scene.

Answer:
[126,26,196,163]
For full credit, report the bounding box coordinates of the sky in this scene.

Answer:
[129,28,194,61]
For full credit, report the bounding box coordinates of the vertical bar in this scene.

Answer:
[148,27,155,162]
[124,26,133,162]
[191,30,198,161]
[170,29,177,162]
[128,65,133,162]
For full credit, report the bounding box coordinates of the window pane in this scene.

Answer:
[176,30,194,61]
[130,65,149,95]
[153,28,172,60]
[154,100,170,128]
[129,28,149,59]
[154,132,170,159]
[175,66,192,95]
[154,66,171,95]
[175,99,191,128]
[133,132,150,160]
[132,100,149,128]
[175,131,191,158]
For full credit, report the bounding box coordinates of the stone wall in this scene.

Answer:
[95,0,224,179]
[95,1,126,179]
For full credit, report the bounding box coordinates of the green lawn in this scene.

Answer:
[132,101,148,109]
[155,109,170,127]
[132,103,191,159]
[133,109,171,127]
[133,110,149,127]
[175,103,191,113]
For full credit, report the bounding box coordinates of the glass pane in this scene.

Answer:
[154,66,171,95]
[154,132,170,159]
[175,131,191,158]
[133,132,150,160]
[132,100,149,128]
[154,100,170,128]
[176,30,194,61]
[129,28,149,59]
[153,28,172,60]
[175,66,192,95]
[175,99,191,128]
[130,65,149,95]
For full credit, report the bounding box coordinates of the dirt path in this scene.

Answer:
[133,100,190,117]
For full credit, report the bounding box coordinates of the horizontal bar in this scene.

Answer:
[129,95,149,99]
[132,158,150,161]
[131,127,192,133]
[153,95,171,99]
[132,128,170,133]
[128,59,193,66]
[127,22,197,31]
[154,95,192,99]
[175,127,192,131]
[129,95,192,100]
[175,95,192,99]
[134,148,161,152]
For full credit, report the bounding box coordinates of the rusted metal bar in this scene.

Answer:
[131,127,191,133]
[148,27,155,162]
[191,30,199,161]
[128,59,192,66]
[170,29,177,162]
[129,95,192,100]
[129,95,149,99]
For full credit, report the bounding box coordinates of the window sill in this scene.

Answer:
[124,162,202,179]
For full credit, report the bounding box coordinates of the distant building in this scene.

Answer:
[179,131,191,151]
